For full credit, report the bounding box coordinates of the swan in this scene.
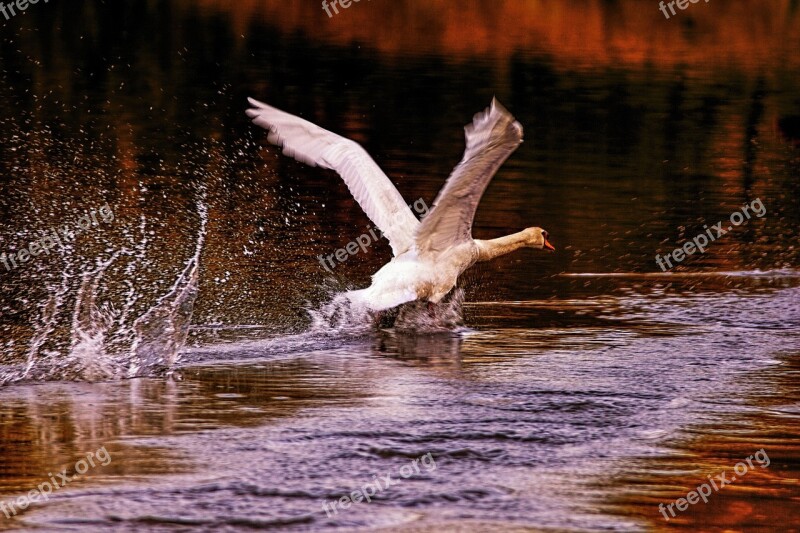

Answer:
[246,97,554,312]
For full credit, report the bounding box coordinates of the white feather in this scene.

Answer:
[246,98,418,256]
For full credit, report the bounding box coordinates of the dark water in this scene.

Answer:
[1,1,799,531]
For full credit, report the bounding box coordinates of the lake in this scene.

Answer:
[0,1,799,531]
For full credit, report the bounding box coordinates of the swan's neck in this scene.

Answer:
[474,230,530,262]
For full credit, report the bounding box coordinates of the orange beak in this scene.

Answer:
[543,238,556,252]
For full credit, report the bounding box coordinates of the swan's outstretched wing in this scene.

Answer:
[246,98,418,256]
[415,98,523,255]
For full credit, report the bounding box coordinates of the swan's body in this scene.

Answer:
[246,97,554,312]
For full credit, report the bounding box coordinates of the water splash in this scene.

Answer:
[306,287,466,334]
[22,272,71,377]
[128,189,206,377]
[1,189,208,385]
[128,255,200,377]
[306,291,373,334]
[64,253,124,381]
[386,288,466,333]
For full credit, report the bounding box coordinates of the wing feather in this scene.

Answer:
[246,98,418,256]
[414,98,523,255]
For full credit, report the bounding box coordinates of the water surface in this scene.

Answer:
[1,1,799,531]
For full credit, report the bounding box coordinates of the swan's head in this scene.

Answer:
[524,227,556,252]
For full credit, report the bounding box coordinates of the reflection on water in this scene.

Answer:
[0,1,799,531]
[2,287,799,530]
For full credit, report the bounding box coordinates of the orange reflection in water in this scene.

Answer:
[607,351,800,530]
[189,0,800,70]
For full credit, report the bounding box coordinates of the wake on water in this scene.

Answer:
[9,258,799,384]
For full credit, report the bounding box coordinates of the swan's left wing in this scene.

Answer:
[246,98,418,256]
[414,98,523,255]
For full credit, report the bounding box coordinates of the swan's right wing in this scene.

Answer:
[246,98,419,256]
[414,98,523,255]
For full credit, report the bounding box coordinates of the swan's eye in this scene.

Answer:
[542,230,549,239]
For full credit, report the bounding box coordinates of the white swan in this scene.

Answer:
[246,97,554,312]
